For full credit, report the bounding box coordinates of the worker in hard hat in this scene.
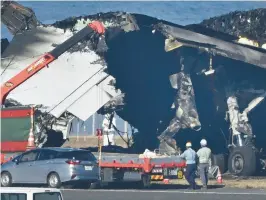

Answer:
[180,141,197,190]
[197,139,212,190]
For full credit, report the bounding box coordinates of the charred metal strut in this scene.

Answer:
[158,58,201,155]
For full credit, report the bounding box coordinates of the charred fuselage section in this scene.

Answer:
[2,8,266,166]
[1,1,39,35]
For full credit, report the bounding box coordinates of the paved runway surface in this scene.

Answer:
[62,188,266,200]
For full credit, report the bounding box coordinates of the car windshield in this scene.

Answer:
[33,192,62,200]
[56,151,96,161]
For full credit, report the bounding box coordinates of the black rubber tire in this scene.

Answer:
[211,154,227,174]
[1,172,12,187]
[89,182,101,189]
[228,146,257,176]
[141,175,151,189]
[47,172,62,188]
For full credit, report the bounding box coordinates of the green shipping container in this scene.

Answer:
[1,107,33,152]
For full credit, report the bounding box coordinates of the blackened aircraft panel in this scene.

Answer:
[157,23,266,69]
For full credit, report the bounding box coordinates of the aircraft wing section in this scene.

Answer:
[67,75,121,121]
[0,25,117,120]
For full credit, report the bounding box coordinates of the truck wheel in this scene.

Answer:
[211,154,227,174]
[47,172,62,188]
[89,181,102,189]
[228,146,256,176]
[141,175,151,189]
[1,172,12,187]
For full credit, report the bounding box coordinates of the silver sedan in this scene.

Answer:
[1,147,99,188]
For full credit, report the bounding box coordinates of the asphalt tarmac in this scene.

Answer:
[61,188,266,200]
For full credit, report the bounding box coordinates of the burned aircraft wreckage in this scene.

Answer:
[1,3,266,175]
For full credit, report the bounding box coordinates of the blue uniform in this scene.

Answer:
[181,148,197,189]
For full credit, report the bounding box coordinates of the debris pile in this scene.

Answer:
[1,9,266,157]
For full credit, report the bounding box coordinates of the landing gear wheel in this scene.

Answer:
[47,173,62,188]
[1,172,12,187]
[228,146,256,176]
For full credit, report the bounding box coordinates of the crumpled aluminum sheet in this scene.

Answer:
[158,71,201,155]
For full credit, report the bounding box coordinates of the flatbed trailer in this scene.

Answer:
[94,153,186,188]
[1,151,186,188]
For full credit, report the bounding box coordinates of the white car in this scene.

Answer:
[1,187,63,200]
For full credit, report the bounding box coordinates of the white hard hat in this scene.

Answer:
[200,139,207,146]
[186,142,192,147]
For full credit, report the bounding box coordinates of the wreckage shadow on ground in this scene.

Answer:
[100,182,225,190]
[11,182,225,190]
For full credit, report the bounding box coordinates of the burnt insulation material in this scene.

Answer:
[199,8,266,46]
[52,12,128,31]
